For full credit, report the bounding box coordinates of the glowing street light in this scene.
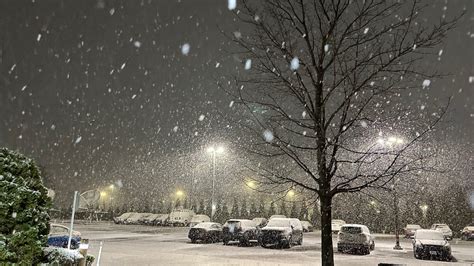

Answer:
[377,136,405,147]
[176,190,184,197]
[420,204,429,215]
[246,180,256,189]
[109,184,115,190]
[287,190,295,198]
[207,145,225,221]
[100,191,107,197]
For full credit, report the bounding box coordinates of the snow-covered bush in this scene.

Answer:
[0,148,51,264]
[42,247,95,266]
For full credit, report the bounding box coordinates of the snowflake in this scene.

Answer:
[290,57,299,70]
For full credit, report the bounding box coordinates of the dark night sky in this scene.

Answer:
[0,0,472,206]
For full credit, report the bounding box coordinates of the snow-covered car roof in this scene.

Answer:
[341,224,366,228]
[406,224,422,228]
[193,222,221,229]
[269,215,286,219]
[415,229,444,240]
[266,218,291,227]
[50,224,81,237]
[463,226,474,231]
[226,219,256,227]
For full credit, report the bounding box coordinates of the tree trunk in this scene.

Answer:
[320,194,334,266]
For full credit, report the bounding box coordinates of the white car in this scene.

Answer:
[124,213,148,224]
[337,224,375,255]
[113,212,135,224]
[137,213,154,224]
[431,224,453,240]
[413,229,452,260]
[404,224,422,238]
[155,214,170,226]
[269,214,286,220]
[189,214,211,227]
[331,219,346,232]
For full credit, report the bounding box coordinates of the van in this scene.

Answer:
[169,208,195,226]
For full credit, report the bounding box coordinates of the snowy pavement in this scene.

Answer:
[69,222,474,266]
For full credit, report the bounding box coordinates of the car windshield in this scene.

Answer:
[341,226,362,234]
[416,230,444,240]
[266,219,290,227]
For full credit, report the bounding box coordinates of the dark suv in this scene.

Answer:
[260,218,303,248]
[222,219,259,246]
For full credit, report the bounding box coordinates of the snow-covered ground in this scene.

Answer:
[68,222,474,265]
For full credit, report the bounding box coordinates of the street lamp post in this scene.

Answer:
[393,189,402,250]
[207,146,224,221]
[377,136,404,250]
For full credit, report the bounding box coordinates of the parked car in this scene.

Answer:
[431,223,453,240]
[189,214,211,227]
[413,229,452,260]
[252,217,268,228]
[269,214,286,220]
[404,224,422,238]
[188,222,223,243]
[301,221,314,232]
[337,224,375,255]
[169,209,195,226]
[137,213,154,224]
[113,212,135,224]
[331,219,346,233]
[460,225,474,240]
[124,213,147,224]
[222,219,259,246]
[154,214,170,226]
[260,218,303,248]
[47,224,81,249]
[142,213,161,225]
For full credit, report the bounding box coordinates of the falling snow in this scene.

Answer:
[290,57,299,70]
[181,43,190,55]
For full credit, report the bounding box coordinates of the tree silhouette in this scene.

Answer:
[231,197,240,218]
[267,201,276,217]
[226,1,457,264]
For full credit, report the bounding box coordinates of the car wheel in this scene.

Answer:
[414,251,420,259]
[370,241,375,250]
[223,239,229,245]
[337,245,343,253]
[296,233,303,245]
[190,238,196,243]
[285,236,292,248]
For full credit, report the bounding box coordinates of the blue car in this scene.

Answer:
[47,224,82,249]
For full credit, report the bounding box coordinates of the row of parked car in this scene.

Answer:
[325,219,473,260]
[112,210,315,232]
[404,223,474,241]
[188,216,309,248]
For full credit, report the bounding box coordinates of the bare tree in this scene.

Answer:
[224,1,459,265]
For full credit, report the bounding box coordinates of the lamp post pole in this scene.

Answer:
[211,150,216,221]
[393,189,402,250]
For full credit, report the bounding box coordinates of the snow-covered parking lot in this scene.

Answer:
[68,221,474,265]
